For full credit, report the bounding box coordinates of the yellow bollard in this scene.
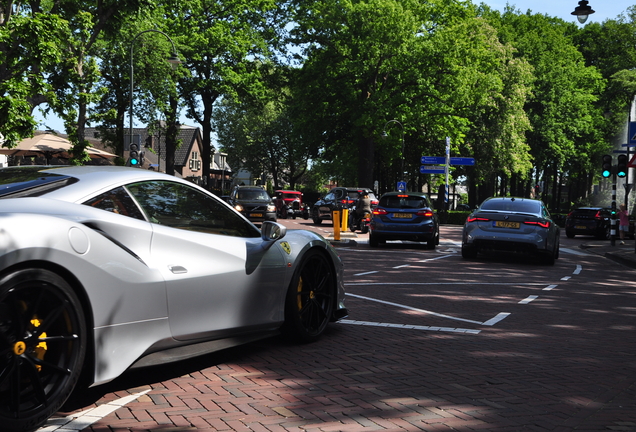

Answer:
[342,208,349,232]
[333,211,341,240]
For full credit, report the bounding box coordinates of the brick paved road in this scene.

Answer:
[44,225,636,432]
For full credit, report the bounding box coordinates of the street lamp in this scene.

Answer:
[129,29,181,162]
[571,1,595,24]
[382,119,405,185]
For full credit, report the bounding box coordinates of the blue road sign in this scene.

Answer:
[630,122,636,145]
[397,181,407,192]
[420,165,446,174]
[449,157,475,166]
[421,156,446,164]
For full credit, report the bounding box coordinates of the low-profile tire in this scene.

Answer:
[427,229,439,249]
[283,250,335,342]
[312,210,322,225]
[542,250,556,265]
[369,232,379,247]
[462,244,477,259]
[0,269,87,432]
[597,225,610,240]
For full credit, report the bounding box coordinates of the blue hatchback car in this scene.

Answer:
[369,191,440,248]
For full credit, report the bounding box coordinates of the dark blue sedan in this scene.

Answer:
[369,191,440,248]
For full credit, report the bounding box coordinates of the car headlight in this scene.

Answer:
[234,204,244,212]
[267,204,276,212]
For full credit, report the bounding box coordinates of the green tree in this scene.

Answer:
[214,69,316,190]
[486,7,605,208]
[0,5,68,146]
[164,0,286,186]
[290,0,532,193]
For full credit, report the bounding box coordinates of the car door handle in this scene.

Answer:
[168,265,188,274]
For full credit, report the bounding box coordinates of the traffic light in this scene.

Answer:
[617,154,628,178]
[129,143,140,167]
[602,154,612,178]
[139,151,145,166]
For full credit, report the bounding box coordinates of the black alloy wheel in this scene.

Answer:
[0,269,86,432]
[283,250,335,342]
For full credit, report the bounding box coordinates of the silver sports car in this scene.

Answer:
[0,165,348,432]
[461,196,560,265]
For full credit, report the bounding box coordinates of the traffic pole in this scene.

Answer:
[445,137,450,208]
[611,172,616,246]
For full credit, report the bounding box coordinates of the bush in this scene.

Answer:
[440,211,469,225]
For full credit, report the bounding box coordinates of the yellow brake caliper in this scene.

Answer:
[30,317,48,371]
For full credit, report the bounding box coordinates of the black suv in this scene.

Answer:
[229,186,277,223]
[565,207,611,239]
[312,187,377,225]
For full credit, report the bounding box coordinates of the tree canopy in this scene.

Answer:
[1,1,633,208]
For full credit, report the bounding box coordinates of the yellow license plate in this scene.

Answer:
[494,221,520,229]
[393,213,412,219]
[250,213,263,217]
[575,225,586,230]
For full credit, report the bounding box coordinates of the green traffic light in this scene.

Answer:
[130,158,139,165]
[617,154,628,178]
[602,154,613,178]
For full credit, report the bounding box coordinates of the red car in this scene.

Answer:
[274,190,309,219]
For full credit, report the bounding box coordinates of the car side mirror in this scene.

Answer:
[261,221,287,241]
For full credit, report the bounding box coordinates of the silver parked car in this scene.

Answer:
[0,165,348,432]
[461,197,560,265]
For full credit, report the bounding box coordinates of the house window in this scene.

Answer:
[189,152,201,171]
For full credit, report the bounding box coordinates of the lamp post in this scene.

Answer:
[129,29,181,162]
[571,1,595,24]
[382,119,405,187]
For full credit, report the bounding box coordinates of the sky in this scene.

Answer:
[478,0,634,23]
[33,0,635,133]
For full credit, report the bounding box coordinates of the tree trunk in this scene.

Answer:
[357,135,374,188]
[165,95,178,176]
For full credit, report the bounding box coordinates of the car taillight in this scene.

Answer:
[371,200,379,206]
[416,210,434,217]
[467,216,489,223]
[594,211,602,219]
[524,220,551,228]
[373,208,388,215]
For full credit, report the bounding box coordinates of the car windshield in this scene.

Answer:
[480,199,540,214]
[237,189,270,200]
[380,195,428,209]
[0,166,77,198]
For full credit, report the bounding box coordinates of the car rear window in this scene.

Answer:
[380,195,429,209]
[480,199,541,214]
[0,166,77,198]
[237,189,270,201]
[571,208,604,216]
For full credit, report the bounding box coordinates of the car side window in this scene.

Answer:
[83,186,146,220]
[126,180,261,238]
[542,205,551,219]
[324,192,335,201]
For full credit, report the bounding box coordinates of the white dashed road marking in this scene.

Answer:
[38,390,150,432]
[519,295,539,304]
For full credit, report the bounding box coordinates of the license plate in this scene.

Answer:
[494,221,520,229]
[575,225,586,230]
[393,213,412,219]
[249,213,263,218]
